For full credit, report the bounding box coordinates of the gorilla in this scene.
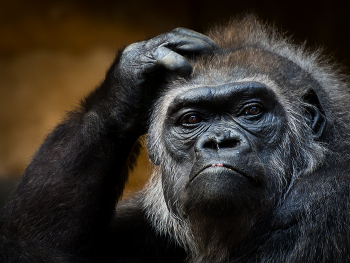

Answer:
[1,15,350,262]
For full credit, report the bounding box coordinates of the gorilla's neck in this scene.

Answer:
[186,212,258,263]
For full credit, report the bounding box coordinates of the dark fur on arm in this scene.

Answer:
[0,51,144,261]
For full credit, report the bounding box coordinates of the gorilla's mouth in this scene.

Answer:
[211,163,224,167]
[190,163,250,183]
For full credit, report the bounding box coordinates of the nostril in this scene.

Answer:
[203,140,218,150]
[202,138,240,150]
[219,139,239,149]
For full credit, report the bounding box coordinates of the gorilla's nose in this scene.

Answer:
[195,128,249,154]
[202,135,240,150]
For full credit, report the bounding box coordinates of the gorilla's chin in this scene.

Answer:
[182,169,265,218]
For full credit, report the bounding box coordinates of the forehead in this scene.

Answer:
[166,81,278,116]
[154,46,317,119]
[162,74,280,109]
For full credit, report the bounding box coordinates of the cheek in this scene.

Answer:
[163,128,197,163]
[247,115,287,153]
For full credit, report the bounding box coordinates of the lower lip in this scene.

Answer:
[190,166,243,183]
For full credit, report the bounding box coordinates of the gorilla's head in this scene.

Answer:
[143,16,340,258]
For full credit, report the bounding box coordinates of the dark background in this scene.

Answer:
[0,0,349,207]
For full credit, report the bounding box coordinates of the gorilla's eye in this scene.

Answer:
[181,114,202,125]
[243,104,263,116]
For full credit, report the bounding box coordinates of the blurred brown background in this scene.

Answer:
[0,0,349,206]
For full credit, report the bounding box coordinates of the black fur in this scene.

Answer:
[1,16,350,263]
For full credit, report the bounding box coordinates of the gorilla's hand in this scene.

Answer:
[118,28,219,85]
[114,28,218,134]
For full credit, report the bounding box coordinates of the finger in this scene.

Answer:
[173,37,215,54]
[160,33,216,54]
[153,46,192,76]
[171,27,219,50]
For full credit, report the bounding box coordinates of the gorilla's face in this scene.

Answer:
[161,81,288,219]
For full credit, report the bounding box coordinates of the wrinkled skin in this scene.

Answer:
[163,82,286,218]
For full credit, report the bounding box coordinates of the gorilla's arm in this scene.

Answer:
[0,29,218,261]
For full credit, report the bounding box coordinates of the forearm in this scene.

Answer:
[0,53,141,256]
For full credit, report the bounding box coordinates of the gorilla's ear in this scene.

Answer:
[302,89,326,140]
